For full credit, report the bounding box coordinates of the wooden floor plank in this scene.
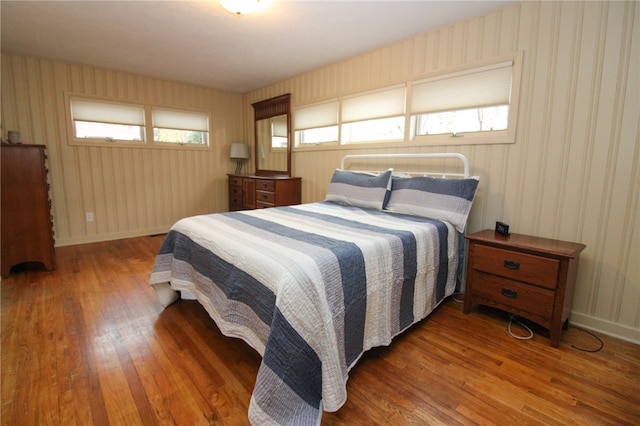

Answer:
[2,235,639,426]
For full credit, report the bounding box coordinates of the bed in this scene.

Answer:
[149,153,479,425]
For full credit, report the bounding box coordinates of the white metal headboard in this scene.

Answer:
[340,153,470,178]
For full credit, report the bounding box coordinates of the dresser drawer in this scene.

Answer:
[229,196,243,210]
[471,271,555,324]
[229,176,243,186]
[471,245,559,289]
[256,201,274,209]
[256,180,275,192]
[256,190,275,204]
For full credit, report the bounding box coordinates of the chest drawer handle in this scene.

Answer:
[501,288,518,299]
[504,260,520,270]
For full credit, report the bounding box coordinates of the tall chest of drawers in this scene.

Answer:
[1,143,56,277]
[228,174,301,211]
[463,229,585,347]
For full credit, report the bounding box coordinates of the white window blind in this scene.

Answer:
[272,117,288,137]
[342,86,406,122]
[71,99,144,125]
[411,61,513,113]
[152,108,209,131]
[294,101,339,130]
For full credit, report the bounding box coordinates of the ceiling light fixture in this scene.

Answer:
[219,0,261,15]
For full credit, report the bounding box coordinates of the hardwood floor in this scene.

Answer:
[2,235,639,425]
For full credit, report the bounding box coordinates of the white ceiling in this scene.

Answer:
[1,0,516,93]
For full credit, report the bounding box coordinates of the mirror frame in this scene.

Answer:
[252,93,292,177]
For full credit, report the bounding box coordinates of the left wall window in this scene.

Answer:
[70,98,146,143]
[152,108,209,145]
[68,95,211,148]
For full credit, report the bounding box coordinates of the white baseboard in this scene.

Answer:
[570,311,640,345]
[55,226,170,247]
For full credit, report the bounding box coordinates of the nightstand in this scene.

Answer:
[463,229,586,347]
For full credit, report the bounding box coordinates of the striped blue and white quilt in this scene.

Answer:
[150,201,459,425]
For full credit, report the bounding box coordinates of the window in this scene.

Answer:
[292,52,521,149]
[341,86,406,143]
[270,116,288,148]
[342,116,405,143]
[411,60,516,140]
[70,98,145,142]
[415,105,509,135]
[294,100,339,145]
[152,108,209,145]
[68,95,211,148]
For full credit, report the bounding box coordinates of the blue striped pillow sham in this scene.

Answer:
[326,169,393,210]
[386,176,479,233]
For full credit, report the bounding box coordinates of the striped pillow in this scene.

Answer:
[326,169,393,210]
[386,176,479,232]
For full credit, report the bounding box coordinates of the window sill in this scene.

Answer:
[68,139,212,150]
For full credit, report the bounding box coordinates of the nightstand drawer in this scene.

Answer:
[256,180,275,192]
[471,245,559,289]
[471,272,555,323]
[256,190,275,204]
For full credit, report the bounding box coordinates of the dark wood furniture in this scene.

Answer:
[1,143,56,277]
[463,229,585,347]
[228,174,301,211]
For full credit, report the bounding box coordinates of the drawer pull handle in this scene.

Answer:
[504,260,520,270]
[501,288,518,299]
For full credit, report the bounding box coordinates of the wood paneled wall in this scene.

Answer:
[245,1,639,343]
[1,55,244,246]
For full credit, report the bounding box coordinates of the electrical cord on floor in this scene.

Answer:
[564,326,605,352]
[508,313,534,340]
[451,291,465,303]
[506,313,604,352]
[453,293,604,352]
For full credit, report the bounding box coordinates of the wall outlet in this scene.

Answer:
[86,212,95,222]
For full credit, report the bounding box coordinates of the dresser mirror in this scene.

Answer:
[253,94,291,176]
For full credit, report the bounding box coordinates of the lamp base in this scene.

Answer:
[235,161,243,175]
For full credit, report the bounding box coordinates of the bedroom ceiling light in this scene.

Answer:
[219,0,260,15]
[230,143,250,174]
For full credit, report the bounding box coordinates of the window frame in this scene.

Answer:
[152,107,210,146]
[339,85,406,145]
[293,51,522,151]
[69,97,146,145]
[294,100,340,146]
[66,93,212,150]
[409,52,522,145]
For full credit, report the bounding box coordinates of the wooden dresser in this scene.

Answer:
[1,143,56,277]
[463,229,585,347]
[228,174,301,211]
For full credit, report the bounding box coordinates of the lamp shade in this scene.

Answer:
[229,143,250,160]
